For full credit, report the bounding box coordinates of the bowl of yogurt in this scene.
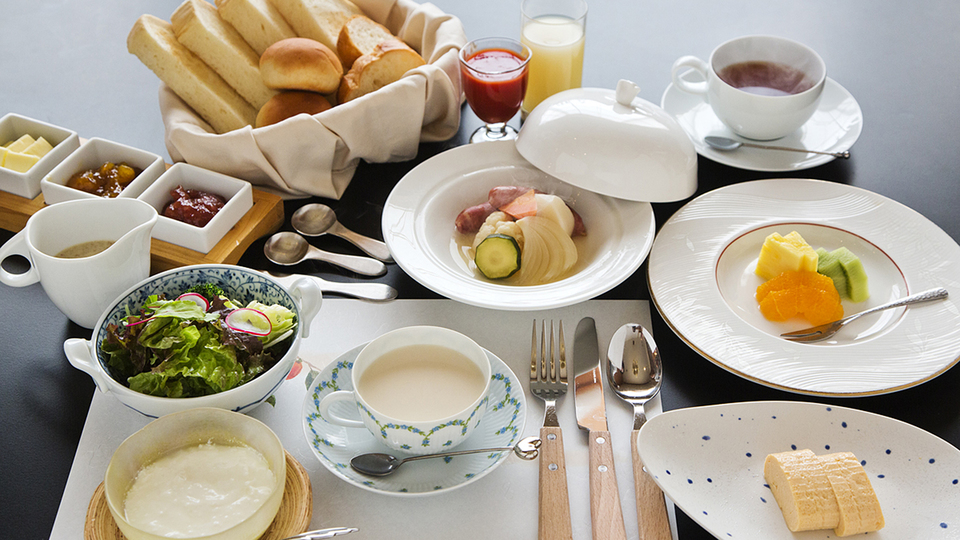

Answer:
[103,407,286,540]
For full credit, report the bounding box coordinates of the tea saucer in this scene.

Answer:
[302,343,526,496]
[660,75,863,171]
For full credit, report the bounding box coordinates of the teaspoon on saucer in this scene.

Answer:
[704,135,850,158]
[350,436,542,477]
[264,232,387,277]
[292,204,393,262]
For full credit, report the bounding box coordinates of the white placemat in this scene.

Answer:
[51,299,677,540]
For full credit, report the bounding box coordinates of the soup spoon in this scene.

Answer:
[350,436,542,476]
[264,232,386,277]
[281,527,358,540]
[607,323,672,540]
[704,135,850,158]
[292,204,393,262]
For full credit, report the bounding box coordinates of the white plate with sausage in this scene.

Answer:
[382,140,655,310]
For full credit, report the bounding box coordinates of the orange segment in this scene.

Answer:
[757,271,844,326]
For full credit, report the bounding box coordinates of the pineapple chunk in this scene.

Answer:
[755,231,819,280]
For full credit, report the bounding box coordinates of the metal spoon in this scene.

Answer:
[264,232,387,277]
[704,135,850,158]
[264,271,397,302]
[607,323,671,540]
[350,436,542,477]
[281,527,358,540]
[292,204,394,262]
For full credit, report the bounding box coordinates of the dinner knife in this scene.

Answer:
[574,317,628,540]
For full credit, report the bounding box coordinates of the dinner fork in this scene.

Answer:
[780,287,949,342]
[530,320,573,540]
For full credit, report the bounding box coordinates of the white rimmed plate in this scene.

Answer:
[661,75,862,171]
[382,140,655,310]
[648,178,960,396]
[637,401,960,539]
[302,343,526,496]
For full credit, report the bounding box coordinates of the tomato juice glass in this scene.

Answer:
[459,37,531,143]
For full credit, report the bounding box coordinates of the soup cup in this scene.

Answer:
[318,326,492,454]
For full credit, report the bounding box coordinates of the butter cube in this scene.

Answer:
[0,146,8,166]
[6,134,36,153]
[24,136,53,158]
[3,151,40,172]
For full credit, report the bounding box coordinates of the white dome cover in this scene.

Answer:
[516,80,697,202]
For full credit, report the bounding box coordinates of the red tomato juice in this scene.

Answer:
[461,48,529,124]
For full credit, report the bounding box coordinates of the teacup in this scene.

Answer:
[0,198,157,328]
[671,35,826,140]
[318,326,492,455]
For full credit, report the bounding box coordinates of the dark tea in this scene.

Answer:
[718,61,815,96]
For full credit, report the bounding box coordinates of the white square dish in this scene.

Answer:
[0,113,80,199]
[137,162,253,254]
[41,137,164,204]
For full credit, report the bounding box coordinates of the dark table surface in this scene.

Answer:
[2,0,960,538]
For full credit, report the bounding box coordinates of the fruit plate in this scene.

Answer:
[648,178,960,396]
[637,401,960,540]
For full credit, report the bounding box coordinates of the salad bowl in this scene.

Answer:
[63,264,322,417]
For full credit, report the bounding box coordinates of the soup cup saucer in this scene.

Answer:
[302,343,526,496]
[661,73,862,172]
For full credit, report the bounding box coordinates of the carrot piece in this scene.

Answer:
[499,189,538,219]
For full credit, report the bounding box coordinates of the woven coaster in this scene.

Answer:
[84,450,312,540]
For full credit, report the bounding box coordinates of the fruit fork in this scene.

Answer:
[780,287,948,342]
[529,320,573,540]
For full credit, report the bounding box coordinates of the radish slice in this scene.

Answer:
[224,308,272,336]
[176,292,210,311]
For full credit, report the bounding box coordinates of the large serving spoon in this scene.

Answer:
[350,436,542,477]
[292,204,394,262]
[607,323,671,540]
[780,287,949,342]
[704,135,850,158]
[264,232,386,277]
[264,271,397,302]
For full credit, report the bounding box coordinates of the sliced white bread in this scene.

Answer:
[127,14,256,133]
[337,14,394,70]
[171,0,277,109]
[337,38,425,103]
[268,0,363,51]
[215,0,296,55]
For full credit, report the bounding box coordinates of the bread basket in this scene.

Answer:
[156,0,466,199]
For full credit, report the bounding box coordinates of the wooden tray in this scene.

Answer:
[0,187,283,275]
[83,451,312,540]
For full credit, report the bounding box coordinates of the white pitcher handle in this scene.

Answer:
[317,390,366,428]
[288,277,322,339]
[63,338,112,394]
[0,231,40,287]
[671,55,710,95]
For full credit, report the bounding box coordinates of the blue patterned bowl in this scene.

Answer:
[63,264,322,417]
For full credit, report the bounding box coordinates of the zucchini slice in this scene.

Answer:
[475,234,521,279]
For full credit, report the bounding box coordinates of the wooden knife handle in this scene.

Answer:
[588,429,628,540]
[539,426,573,540]
[632,429,672,540]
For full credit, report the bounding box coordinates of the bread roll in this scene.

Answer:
[215,0,296,55]
[171,0,276,109]
[268,0,364,51]
[337,14,394,69]
[127,14,256,133]
[260,37,343,94]
[338,39,425,103]
[256,90,333,127]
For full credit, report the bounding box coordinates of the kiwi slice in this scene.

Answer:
[835,247,870,302]
[816,247,848,299]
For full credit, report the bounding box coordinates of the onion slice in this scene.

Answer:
[176,292,210,311]
[224,308,272,336]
